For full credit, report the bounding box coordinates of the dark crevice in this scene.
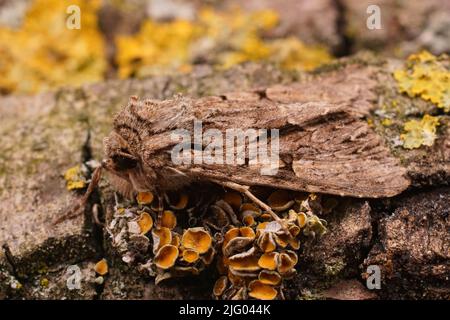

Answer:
[333,0,354,57]
[81,117,107,299]
[2,244,20,280]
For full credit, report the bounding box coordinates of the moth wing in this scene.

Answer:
[187,102,409,198]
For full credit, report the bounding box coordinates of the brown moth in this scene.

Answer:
[56,91,410,225]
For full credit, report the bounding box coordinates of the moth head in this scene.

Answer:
[104,131,138,172]
[102,131,152,196]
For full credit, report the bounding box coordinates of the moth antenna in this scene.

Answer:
[53,165,103,225]
[166,166,187,177]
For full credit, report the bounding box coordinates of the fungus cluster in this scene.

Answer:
[106,188,331,299]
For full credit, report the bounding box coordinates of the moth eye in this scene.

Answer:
[112,153,138,170]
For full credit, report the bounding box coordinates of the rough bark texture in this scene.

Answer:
[0,58,449,299]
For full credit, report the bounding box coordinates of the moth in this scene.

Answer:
[56,91,410,226]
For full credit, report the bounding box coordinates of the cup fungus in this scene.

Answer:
[154,245,179,269]
[181,227,213,254]
[137,212,153,234]
[94,258,108,276]
[137,191,154,205]
[248,280,278,300]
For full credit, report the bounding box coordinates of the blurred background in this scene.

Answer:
[0,0,449,96]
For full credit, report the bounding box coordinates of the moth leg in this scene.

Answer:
[53,166,103,225]
[214,180,291,235]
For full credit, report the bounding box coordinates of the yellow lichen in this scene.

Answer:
[401,114,440,149]
[64,165,86,190]
[116,7,331,78]
[393,51,450,112]
[0,0,106,94]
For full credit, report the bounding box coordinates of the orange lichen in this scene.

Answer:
[297,212,307,228]
[239,227,256,239]
[228,247,260,272]
[154,245,179,269]
[168,193,189,210]
[213,276,229,297]
[240,203,262,215]
[137,212,153,234]
[257,232,277,253]
[258,270,281,286]
[137,191,154,205]
[223,227,240,248]
[223,191,242,211]
[277,251,298,274]
[161,210,177,229]
[182,249,199,263]
[94,258,108,276]
[248,280,277,300]
[181,227,212,254]
[201,247,216,265]
[171,233,181,247]
[267,190,294,211]
[152,227,172,252]
[258,252,279,271]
